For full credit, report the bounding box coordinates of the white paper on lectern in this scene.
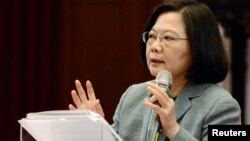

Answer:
[18,110,123,141]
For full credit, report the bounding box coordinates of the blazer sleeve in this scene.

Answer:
[111,85,133,133]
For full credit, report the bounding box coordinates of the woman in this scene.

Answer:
[69,0,241,141]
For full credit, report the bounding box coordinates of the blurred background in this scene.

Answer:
[0,0,249,140]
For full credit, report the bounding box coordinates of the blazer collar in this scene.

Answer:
[175,82,208,120]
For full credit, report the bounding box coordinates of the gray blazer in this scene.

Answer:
[111,81,241,141]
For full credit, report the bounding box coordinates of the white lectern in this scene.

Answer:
[18,110,123,141]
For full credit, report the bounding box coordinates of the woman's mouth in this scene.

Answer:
[150,59,165,65]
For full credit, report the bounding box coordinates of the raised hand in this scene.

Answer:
[69,80,105,117]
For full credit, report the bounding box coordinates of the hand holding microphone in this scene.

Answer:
[145,70,180,140]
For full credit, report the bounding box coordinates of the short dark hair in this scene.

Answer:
[140,0,228,83]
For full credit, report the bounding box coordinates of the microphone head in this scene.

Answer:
[155,70,172,89]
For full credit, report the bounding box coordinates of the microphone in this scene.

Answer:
[146,70,172,141]
[155,70,172,98]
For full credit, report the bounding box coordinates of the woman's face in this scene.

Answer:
[146,12,192,80]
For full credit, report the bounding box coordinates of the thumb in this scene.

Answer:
[69,104,77,110]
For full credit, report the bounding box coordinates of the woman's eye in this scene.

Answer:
[164,35,175,41]
[148,34,157,39]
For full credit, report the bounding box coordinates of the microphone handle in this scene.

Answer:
[146,109,161,141]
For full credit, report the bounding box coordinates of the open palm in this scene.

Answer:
[69,80,105,117]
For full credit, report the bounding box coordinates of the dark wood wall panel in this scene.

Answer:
[57,0,163,123]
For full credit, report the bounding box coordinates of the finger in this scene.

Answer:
[93,99,100,109]
[69,104,77,110]
[144,99,161,113]
[75,80,88,102]
[86,80,96,100]
[71,90,82,107]
[147,82,169,99]
[95,99,105,117]
[146,94,158,103]
[147,85,168,108]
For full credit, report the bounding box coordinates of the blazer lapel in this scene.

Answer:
[175,82,203,121]
[175,91,191,121]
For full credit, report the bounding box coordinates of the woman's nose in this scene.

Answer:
[150,39,162,53]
